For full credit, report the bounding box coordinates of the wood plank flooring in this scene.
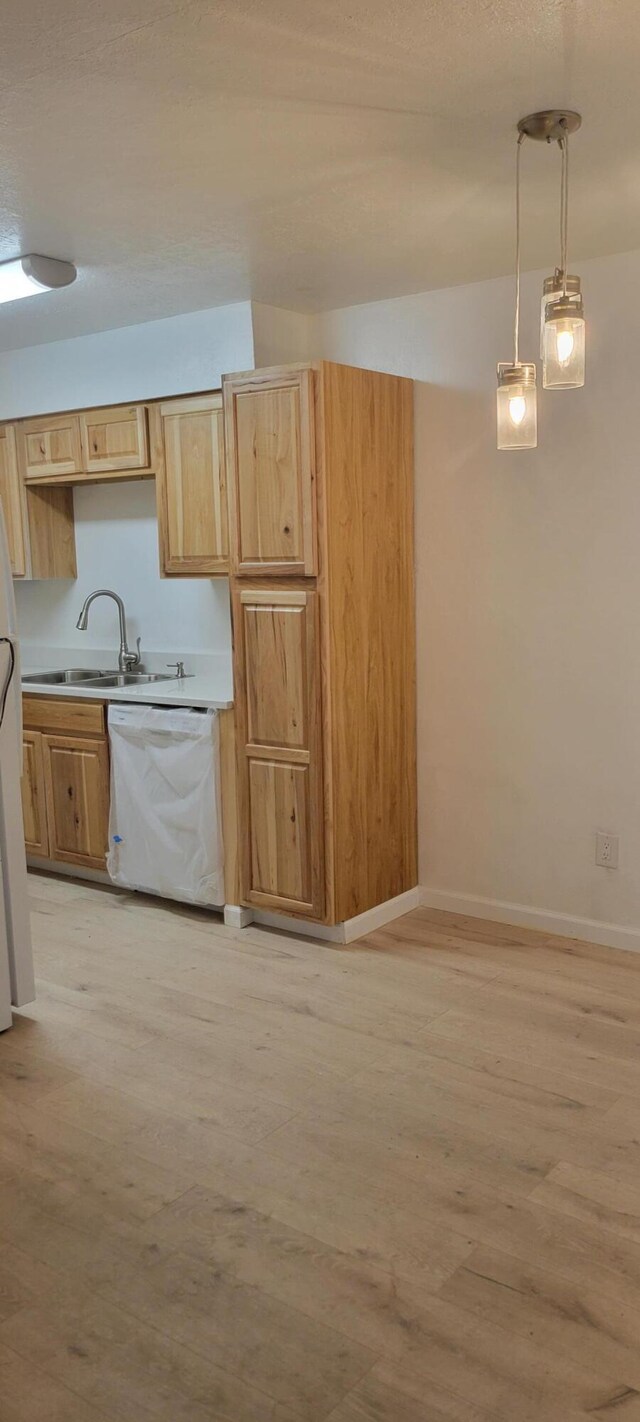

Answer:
[1,872,640,1419]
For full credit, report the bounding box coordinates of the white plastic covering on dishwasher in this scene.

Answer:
[107,704,224,906]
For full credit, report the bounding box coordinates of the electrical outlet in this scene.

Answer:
[595,831,619,869]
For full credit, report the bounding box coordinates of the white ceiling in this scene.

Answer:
[0,0,638,348]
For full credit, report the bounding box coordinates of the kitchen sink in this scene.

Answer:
[22,668,119,685]
[22,669,176,688]
[78,672,176,688]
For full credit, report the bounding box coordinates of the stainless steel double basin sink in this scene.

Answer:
[22,668,176,689]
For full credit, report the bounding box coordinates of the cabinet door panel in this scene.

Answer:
[22,731,48,858]
[235,585,324,918]
[21,415,83,480]
[249,759,312,907]
[42,734,109,869]
[225,369,316,576]
[80,405,149,473]
[0,424,27,576]
[243,594,311,751]
[158,395,228,575]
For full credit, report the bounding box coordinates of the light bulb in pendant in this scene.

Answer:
[508,394,526,426]
[556,328,575,366]
[541,273,585,389]
[497,363,537,450]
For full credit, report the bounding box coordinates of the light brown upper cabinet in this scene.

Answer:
[80,404,150,475]
[156,394,228,576]
[223,367,316,577]
[233,585,324,918]
[0,424,27,576]
[21,413,83,481]
[0,420,76,580]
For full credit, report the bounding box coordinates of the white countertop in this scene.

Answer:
[21,669,233,711]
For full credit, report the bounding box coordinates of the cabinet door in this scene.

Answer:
[21,731,49,858]
[42,734,109,869]
[235,586,324,918]
[80,405,149,474]
[224,368,316,577]
[0,424,27,576]
[157,395,228,575]
[21,414,83,480]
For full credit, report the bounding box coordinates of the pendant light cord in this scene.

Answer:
[559,129,569,294]
[514,131,524,365]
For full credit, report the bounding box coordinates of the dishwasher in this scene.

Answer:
[107,704,224,906]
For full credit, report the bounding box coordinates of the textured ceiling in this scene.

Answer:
[0,0,638,348]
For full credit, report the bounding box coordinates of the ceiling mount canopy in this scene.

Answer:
[517,109,582,143]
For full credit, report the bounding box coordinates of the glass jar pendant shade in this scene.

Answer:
[541,274,585,388]
[541,128,585,389]
[497,132,537,449]
[497,362,537,449]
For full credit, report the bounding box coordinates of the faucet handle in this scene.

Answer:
[167,660,186,678]
[122,638,142,671]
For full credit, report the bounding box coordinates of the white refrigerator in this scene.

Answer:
[0,508,34,1032]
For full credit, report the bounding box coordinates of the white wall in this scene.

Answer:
[251,304,318,367]
[11,300,255,663]
[16,480,230,665]
[317,248,640,940]
[0,301,255,419]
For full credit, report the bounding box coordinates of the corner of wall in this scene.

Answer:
[250,303,320,367]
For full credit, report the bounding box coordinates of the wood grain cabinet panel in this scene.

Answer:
[21,731,49,858]
[80,405,149,474]
[42,734,110,870]
[157,395,228,575]
[0,424,27,575]
[23,696,105,737]
[234,586,323,918]
[243,594,310,751]
[249,759,313,907]
[224,368,316,577]
[21,414,83,480]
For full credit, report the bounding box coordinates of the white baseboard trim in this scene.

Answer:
[250,908,346,943]
[250,887,421,945]
[224,904,254,929]
[419,885,640,956]
[341,886,422,943]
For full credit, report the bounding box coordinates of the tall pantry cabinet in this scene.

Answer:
[224,361,417,927]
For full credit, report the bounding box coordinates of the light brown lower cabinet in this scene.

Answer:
[21,698,110,870]
[233,585,324,919]
[42,735,110,870]
[21,731,49,858]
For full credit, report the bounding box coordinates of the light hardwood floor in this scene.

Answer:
[2,872,640,1420]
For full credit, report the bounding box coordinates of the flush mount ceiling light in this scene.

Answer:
[0,254,77,305]
[497,131,538,450]
[518,109,585,390]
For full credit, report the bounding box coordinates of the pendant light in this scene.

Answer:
[497,131,537,450]
[541,131,585,387]
[517,109,585,389]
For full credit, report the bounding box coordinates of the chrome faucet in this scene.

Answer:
[75,589,141,673]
